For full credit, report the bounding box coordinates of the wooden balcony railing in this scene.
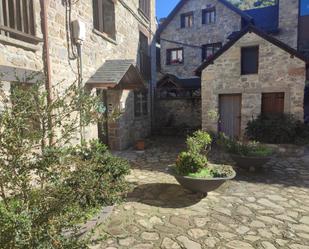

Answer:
[0,0,41,43]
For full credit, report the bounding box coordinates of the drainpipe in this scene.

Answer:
[40,0,54,146]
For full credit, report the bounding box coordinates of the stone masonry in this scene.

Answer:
[0,0,156,149]
[159,0,300,79]
[201,32,306,136]
[160,0,242,78]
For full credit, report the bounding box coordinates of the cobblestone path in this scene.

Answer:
[92,137,309,249]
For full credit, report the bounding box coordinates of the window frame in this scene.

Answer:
[180,11,194,28]
[93,0,116,40]
[241,46,259,75]
[202,42,222,61]
[202,7,216,25]
[139,0,150,19]
[0,0,40,44]
[166,48,184,65]
[134,90,148,117]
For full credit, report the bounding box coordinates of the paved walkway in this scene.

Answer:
[93,137,309,249]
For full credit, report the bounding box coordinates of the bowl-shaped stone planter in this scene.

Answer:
[167,167,236,194]
[230,154,272,171]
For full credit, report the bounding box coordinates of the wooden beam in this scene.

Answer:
[0,25,43,43]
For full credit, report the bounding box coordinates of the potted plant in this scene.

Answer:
[167,131,236,194]
[217,134,274,171]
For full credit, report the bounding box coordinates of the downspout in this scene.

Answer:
[40,0,54,146]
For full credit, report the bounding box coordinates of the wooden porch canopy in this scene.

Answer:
[86,60,146,90]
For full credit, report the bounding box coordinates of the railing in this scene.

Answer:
[139,52,151,80]
[0,0,40,43]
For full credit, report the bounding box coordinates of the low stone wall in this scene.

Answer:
[154,97,201,135]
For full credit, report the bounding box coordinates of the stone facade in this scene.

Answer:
[277,0,299,49]
[160,0,242,78]
[154,98,201,133]
[201,32,306,136]
[0,0,156,150]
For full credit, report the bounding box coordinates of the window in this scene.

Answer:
[181,12,193,28]
[139,0,150,19]
[241,46,259,75]
[202,43,222,61]
[262,93,285,115]
[0,0,37,42]
[166,48,184,65]
[202,7,216,25]
[139,32,151,80]
[93,0,116,39]
[134,91,148,117]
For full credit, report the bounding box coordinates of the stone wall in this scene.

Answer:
[201,32,306,136]
[0,0,156,149]
[277,0,299,49]
[160,0,242,78]
[154,97,201,134]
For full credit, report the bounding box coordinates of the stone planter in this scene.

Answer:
[167,167,236,194]
[230,154,272,171]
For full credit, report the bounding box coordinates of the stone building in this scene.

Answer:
[156,0,309,134]
[196,26,308,137]
[0,0,156,150]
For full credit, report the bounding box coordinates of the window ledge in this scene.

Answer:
[0,35,41,51]
[93,29,117,45]
[138,9,150,23]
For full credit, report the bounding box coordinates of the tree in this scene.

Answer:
[229,0,277,9]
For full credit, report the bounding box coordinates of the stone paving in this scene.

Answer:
[92,137,309,249]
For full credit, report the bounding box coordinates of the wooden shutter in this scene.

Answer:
[166,49,171,65]
[180,14,185,28]
[241,46,259,75]
[262,93,285,114]
[202,9,206,24]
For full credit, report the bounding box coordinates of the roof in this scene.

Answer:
[87,60,145,89]
[156,0,253,36]
[244,5,279,33]
[157,74,201,89]
[195,25,309,75]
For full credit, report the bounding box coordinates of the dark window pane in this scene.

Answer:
[241,46,259,75]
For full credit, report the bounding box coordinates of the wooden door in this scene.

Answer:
[219,94,241,138]
[261,92,284,114]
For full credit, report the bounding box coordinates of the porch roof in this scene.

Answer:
[86,60,146,90]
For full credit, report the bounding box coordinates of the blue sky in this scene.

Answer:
[156,0,179,19]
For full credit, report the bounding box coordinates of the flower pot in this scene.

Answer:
[230,154,272,171]
[135,140,145,151]
[167,167,236,194]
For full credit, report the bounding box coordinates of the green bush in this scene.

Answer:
[217,133,273,157]
[246,114,302,144]
[175,151,207,175]
[186,130,212,154]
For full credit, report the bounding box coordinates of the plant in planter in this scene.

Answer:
[217,133,274,171]
[168,131,236,194]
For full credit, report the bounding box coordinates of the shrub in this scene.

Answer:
[246,114,299,144]
[217,133,273,157]
[186,130,212,154]
[175,152,207,175]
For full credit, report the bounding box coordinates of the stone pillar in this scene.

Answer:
[278,0,299,49]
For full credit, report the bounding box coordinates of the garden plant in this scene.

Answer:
[0,76,130,248]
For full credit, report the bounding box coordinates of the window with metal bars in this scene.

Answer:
[93,0,116,39]
[139,0,150,19]
[0,0,38,43]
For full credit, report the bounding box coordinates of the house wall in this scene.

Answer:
[160,0,242,78]
[0,0,156,150]
[201,32,306,136]
[277,0,299,49]
[154,98,201,133]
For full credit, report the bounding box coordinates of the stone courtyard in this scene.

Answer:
[92,136,309,249]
